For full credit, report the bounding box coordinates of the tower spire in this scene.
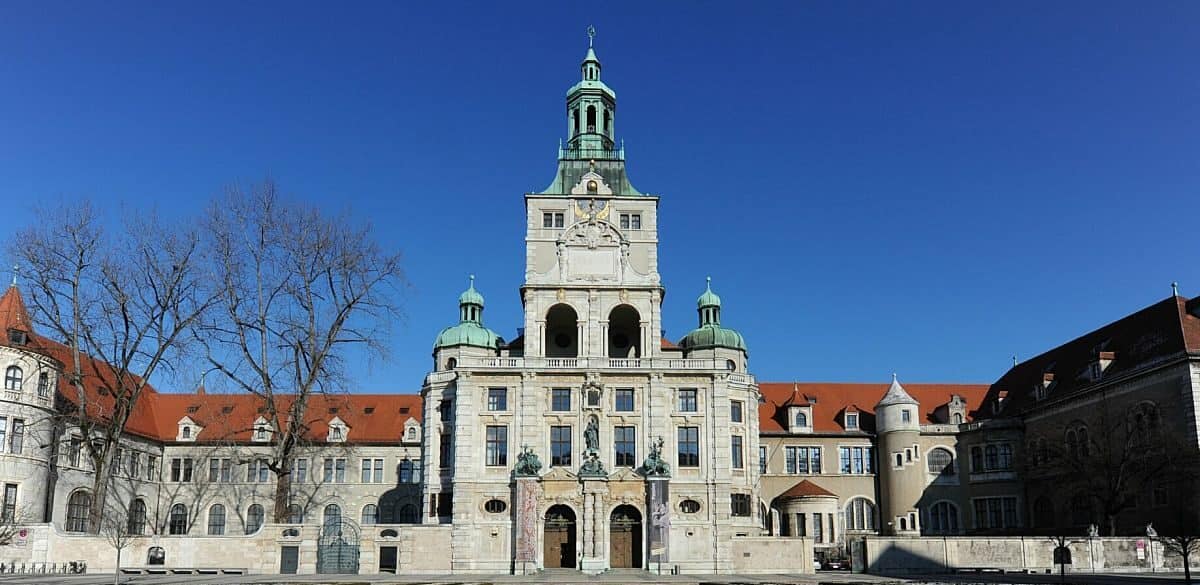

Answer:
[587,24,595,48]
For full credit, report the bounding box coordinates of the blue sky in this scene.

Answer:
[2,2,1197,392]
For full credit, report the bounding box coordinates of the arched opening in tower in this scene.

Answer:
[545,304,579,358]
[586,105,596,133]
[607,304,641,359]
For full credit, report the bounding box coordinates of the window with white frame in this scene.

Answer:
[839,446,874,474]
[844,497,876,531]
[677,389,698,412]
[784,446,821,474]
[845,411,859,430]
[619,213,641,230]
[487,388,507,411]
[361,458,384,483]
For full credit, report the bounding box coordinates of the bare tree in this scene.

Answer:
[10,203,215,532]
[198,181,404,521]
[100,501,140,585]
[0,505,33,547]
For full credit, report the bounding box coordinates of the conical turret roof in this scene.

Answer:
[0,284,32,335]
[876,373,919,408]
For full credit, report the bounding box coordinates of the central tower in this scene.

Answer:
[521,32,662,361]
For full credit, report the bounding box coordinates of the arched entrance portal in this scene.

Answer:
[316,516,360,574]
[607,305,642,358]
[609,505,643,569]
[544,505,577,568]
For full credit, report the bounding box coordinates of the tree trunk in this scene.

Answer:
[114,547,121,585]
[1185,548,1192,585]
[273,471,292,523]
[88,459,111,534]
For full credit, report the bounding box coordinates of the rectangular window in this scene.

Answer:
[294,459,308,484]
[973,496,1020,529]
[485,426,508,466]
[813,513,824,543]
[220,458,232,483]
[786,446,821,474]
[730,400,744,423]
[440,432,452,468]
[678,389,698,412]
[1,484,15,523]
[248,458,270,483]
[998,444,1013,469]
[129,452,141,477]
[677,426,699,467]
[209,458,221,483]
[147,455,158,480]
[845,412,859,430]
[438,399,453,422]
[361,459,372,483]
[759,446,768,474]
[551,388,571,412]
[619,213,642,230]
[323,458,346,483]
[37,373,50,397]
[170,458,193,483]
[9,419,23,454]
[361,458,384,483]
[551,426,572,467]
[614,426,636,467]
[543,212,565,228]
[731,435,744,469]
[67,437,82,467]
[487,388,507,411]
[901,409,912,423]
[170,458,180,482]
[731,494,751,517]
[839,446,873,475]
[436,491,453,517]
[614,388,634,412]
[114,448,124,476]
[0,419,8,457]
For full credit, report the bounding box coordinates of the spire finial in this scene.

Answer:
[706,276,712,290]
[1012,355,1018,367]
[469,274,475,287]
[587,25,595,47]
[892,372,898,382]
[1172,281,1179,297]
[9,265,18,287]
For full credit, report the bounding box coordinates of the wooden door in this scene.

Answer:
[609,505,642,569]
[544,505,576,568]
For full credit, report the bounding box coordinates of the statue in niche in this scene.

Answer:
[584,416,599,452]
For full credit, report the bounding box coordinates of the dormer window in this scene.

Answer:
[251,417,272,443]
[176,417,200,442]
[788,406,813,433]
[845,412,859,431]
[181,426,191,439]
[795,411,808,427]
[327,417,348,443]
[7,330,27,345]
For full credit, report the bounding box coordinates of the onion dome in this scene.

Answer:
[679,277,747,353]
[875,373,919,408]
[434,275,501,351]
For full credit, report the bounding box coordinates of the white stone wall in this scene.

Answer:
[864,536,1196,574]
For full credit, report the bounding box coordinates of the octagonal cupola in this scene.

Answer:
[433,275,501,353]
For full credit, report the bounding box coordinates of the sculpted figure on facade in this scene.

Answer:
[639,436,671,477]
[513,446,543,477]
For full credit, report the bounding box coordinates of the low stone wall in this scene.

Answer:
[731,537,814,574]
[0,523,454,575]
[863,536,1197,575]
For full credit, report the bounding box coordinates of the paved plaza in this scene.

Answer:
[0,571,1197,585]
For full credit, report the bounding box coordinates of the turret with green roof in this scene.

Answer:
[679,277,747,354]
[434,275,501,352]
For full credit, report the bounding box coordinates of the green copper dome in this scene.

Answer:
[434,276,501,351]
[679,277,747,353]
[696,276,721,308]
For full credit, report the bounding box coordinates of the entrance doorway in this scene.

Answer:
[609,505,643,569]
[544,504,577,568]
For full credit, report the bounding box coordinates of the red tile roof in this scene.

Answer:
[758,382,989,434]
[0,285,32,335]
[778,479,837,499]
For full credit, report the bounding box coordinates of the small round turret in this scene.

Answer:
[679,277,747,353]
[433,276,501,352]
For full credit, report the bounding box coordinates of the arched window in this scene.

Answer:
[845,498,876,531]
[246,504,264,534]
[927,448,955,475]
[398,504,418,524]
[1076,428,1089,457]
[285,504,304,524]
[168,503,188,535]
[127,499,147,535]
[3,366,22,391]
[586,105,596,132]
[207,504,226,535]
[361,504,379,525]
[1065,429,1078,459]
[795,411,808,428]
[445,357,457,370]
[927,501,959,534]
[1033,497,1055,528]
[952,413,963,424]
[66,491,91,532]
[323,503,341,533]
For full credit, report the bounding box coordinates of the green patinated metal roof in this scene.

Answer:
[434,276,501,351]
[679,278,746,353]
[697,277,721,308]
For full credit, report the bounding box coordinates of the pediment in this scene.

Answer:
[608,467,641,482]
[541,466,578,482]
[569,171,614,196]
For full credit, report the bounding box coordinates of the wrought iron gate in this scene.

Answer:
[317,518,360,574]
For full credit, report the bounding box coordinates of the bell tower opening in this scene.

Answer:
[545,304,579,358]
[607,305,641,359]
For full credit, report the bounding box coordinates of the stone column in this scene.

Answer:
[513,477,541,575]
[646,477,670,572]
[580,478,609,573]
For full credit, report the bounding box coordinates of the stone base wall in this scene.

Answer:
[730,537,814,574]
[863,536,1199,575]
[0,523,453,575]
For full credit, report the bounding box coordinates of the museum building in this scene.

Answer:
[0,37,1197,576]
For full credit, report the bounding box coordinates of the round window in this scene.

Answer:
[554,333,572,348]
[484,499,507,514]
[612,333,629,348]
[679,499,701,514]
[726,359,737,371]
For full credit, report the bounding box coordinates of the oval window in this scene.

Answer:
[726,359,737,371]
[484,499,507,514]
[679,499,701,514]
[282,528,300,537]
[380,529,399,538]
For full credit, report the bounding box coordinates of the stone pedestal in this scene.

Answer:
[646,477,670,572]
[580,478,609,573]
[513,477,541,575]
